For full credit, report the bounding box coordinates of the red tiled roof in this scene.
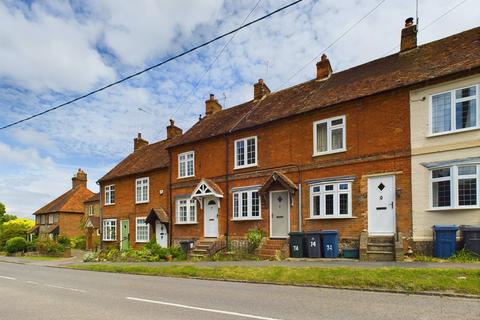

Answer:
[98,137,177,182]
[34,186,95,215]
[84,193,99,203]
[170,27,480,147]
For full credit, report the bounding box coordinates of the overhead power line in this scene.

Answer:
[171,0,262,118]
[382,0,469,56]
[276,0,387,90]
[0,0,303,130]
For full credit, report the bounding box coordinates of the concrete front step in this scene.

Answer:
[368,244,394,252]
[367,251,395,261]
[368,236,394,243]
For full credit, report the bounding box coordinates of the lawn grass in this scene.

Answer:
[67,264,480,295]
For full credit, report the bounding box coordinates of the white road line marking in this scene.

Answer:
[0,275,16,280]
[44,284,86,293]
[126,297,283,320]
[26,280,40,285]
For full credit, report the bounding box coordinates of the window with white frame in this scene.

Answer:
[310,182,352,218]
[232,188,261,220]
[135,177,149,203]
[431,164,479,209]
[103,219,117,241]
[178,151,195,178]
[105,185,115,205]
[431,85,478,135]
[176,198,197,223]
[135,217,149,242]
[235,136,257,169]
[313,116,346,156]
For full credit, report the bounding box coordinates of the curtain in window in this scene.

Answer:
[316,122,327,152]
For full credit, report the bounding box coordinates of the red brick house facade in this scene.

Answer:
[98,121,182,250]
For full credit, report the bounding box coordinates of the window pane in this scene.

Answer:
[458,166,477,175]
[455,86,476,99]
[187,159,194,176]
[459,178,477,206]
[313,186,320,192]
[247,138,256,165]
[455,99,476,129]
[236,140,245,166]
[432,93,451,133]
[179,163,185,177]
[331,118,343,126]
[189,201,196,221]
[325,185,334,191]
[331,128,343,150]
[325,194,334,215]
[313,195,320,216]
[432,168,450,178]
[233,193,239,217]
[252,192,259,217]
[433,180,451,207]
[339,183,348,190]
[316,122,327,152]
[242,192,248,217]
[339,193,348,214]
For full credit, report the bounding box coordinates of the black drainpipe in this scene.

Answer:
[224,134,230,247]
[168,149,173,247]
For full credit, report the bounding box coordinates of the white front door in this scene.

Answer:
[368,175,396,235]
[270,191,289,238]
[204,199,218,238]
[155,221,168,247]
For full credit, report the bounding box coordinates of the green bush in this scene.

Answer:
[70,236,86,250]
[57,236,70,247]
[0,218,34,249]
[246,228,265,249]
[36,239,65,256]
[5,237,27,254]
[94,244,186,262]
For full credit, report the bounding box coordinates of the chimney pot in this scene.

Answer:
[253,79,271,101]
[167,118,183,139]
[316,54,332,80]
[205,94,222,116]
[134,132,149,152]
[400,17,417,52]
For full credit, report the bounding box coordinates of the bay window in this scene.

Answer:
[176,198,197,223]
[233,188,261,220]
[310,181,352,218]
[431,164,479,209]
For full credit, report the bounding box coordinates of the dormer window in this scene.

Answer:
[178,151,195,178]
[234,136,257,169]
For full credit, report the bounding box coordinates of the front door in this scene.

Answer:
[368,175,396,235]
[204,199,218,238]
[156,221,168,247]
[120,220,129,250]
[270,191,289,238]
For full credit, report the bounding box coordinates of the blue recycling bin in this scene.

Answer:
[433,225,458,258]
[319,230,339,258]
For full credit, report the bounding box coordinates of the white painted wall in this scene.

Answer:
[410,74,480,241]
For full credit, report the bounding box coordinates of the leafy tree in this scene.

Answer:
[0,218,34,249]
[0,202,17,224]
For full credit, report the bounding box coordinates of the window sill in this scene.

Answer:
[307,216,357,220]
[135,201,149,205]
[427,206,480,212]
[136,240,149,243]
[427,126,479,138]
[175,222,198,225]
[102,239,116,242]
[231,218,262,222]
[178,175,195,180]
[104,203,115,206]
[234,164,258,170]
[313,149,346,158]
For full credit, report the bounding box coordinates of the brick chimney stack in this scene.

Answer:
[134,133,149,152]
[72,169,87,189]
[167,119,183,139]
[400,17,417,52]
[316,54,332,81]
[205,94,222,116]
[253,79,271,101]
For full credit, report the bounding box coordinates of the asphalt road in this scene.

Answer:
[0,262,478,320]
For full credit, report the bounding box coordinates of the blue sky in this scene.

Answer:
[0,0,478,218]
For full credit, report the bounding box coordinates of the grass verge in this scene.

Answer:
[67,264,480,295]
[20,256,63,261]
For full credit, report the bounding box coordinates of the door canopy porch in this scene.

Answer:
[85,216,100,229]
[145,207,169,226]
[190,179,224,208]
[258,171,298,206]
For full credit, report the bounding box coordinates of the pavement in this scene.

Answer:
[0,261,479,320]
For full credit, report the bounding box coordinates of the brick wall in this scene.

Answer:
[59,212,84,238]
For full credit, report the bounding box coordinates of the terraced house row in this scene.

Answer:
[32,19,480,260]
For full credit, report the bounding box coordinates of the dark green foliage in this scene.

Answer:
[5,237,27,254]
